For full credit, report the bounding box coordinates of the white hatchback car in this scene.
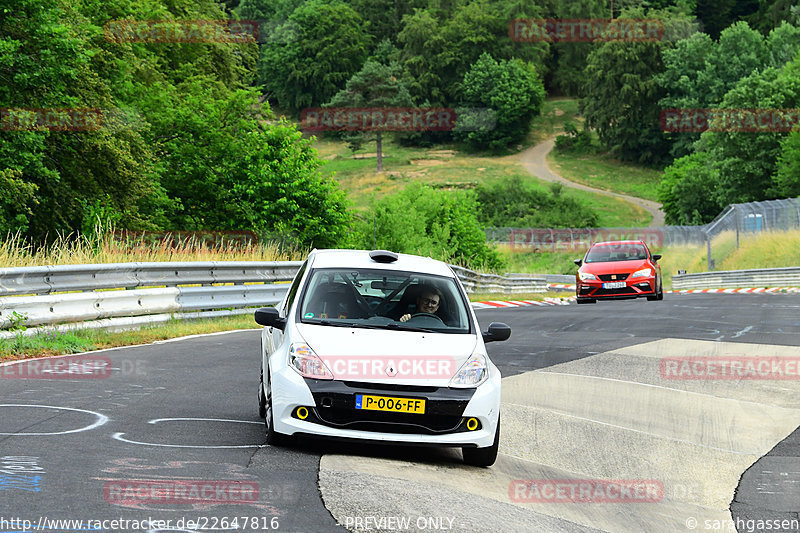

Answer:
[254,249,511,466]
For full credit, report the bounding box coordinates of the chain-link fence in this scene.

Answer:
[487,197,800,271]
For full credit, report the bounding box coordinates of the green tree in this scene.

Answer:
[0,169,38,235]
[325,59,414,171]
[476,176,599,228]
[397,0,548,107]
[346,0,428,44]
[359,182,503,270]
[695,21,768,106]
[139,79,349,247]
[548,0,607,96]
[258,0,371,113]
[582,13,674,166]
[456,53,545,151]
[658,152,722,224]
[704,56,800,205]
[0,0,159,239]
[747,0,798,32]
[774,131,800,198]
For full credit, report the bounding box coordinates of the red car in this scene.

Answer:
[574,240,663,304]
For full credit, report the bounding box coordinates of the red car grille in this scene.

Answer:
[598,273,630,281]
[596,287,637,295]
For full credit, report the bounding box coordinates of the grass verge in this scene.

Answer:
[0,314,258,362]
[548,149,663,203]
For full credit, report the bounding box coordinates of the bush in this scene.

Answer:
[554,122,594,153]
[476,176,599,228]
[355,182,503,270]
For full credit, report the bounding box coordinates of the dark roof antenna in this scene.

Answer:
[369,250,398,263]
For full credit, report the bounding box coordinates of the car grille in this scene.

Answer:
[598,273,630,281]
[312,408,467,434]
[596,287,637,295]
[342,381,438,393]
[302,379,475,435]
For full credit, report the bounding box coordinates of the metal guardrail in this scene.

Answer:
[0,261,546,337]
[449,266,547,294]
[672,267,800,290]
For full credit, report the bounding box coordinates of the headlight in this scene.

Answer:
[631,268,653,278]
[450,353,489,388]
[579,272,597,281]
[288,343,333,380]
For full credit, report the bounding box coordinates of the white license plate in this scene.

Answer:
[603,282,627,289]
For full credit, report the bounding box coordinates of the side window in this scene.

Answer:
[281,261,308,316]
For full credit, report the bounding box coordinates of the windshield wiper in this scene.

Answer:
[306,320,437,333]
[304,319,360,328]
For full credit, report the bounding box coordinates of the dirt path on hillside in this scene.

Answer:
[519,137,665,227]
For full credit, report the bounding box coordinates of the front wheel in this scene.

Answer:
[258,368,267,419]
[262,368,290,446]
[462,418,499,467]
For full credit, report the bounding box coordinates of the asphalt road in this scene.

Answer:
[1,293,798,532]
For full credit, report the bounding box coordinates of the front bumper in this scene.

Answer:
[269,364,501,447]
[576,278,656,299]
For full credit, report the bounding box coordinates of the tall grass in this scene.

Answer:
[0,229,306,267]
[494,229,800,284]
[719,229,800,271]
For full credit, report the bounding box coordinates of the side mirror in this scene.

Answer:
[482,322,511,343]
[254,307,286,330]
[573,259,582,266]
[652,254,662,261]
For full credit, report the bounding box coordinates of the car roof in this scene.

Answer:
[307,249,455,277]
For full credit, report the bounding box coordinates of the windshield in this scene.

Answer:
[585,244,648,263]
[297,268,471,334]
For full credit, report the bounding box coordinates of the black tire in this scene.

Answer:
[576,298,596,304]
[462,418,500,467]
[262,368,290,446]
[258,368,267,419]
[647,280,664,301]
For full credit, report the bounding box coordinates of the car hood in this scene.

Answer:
[296,323,479,385]
[581,259,652,274]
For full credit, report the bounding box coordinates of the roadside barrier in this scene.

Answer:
[672,267,800,290]
[0,262,546,337]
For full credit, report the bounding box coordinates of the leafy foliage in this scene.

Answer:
[325,59,414,170]
[456,53,545,151]
[581,11,683,166]
[258,0,371,114]
[1,0,350,248]
[658,152,723,224]
[356,182,503,269]
[554,122,594,153]
[774,131,800,198]
[703,58,800,205]
[476,176,599,228]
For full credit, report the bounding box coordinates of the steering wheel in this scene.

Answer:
[410,312,444,323]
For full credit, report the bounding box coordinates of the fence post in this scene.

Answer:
[706,231,713,271]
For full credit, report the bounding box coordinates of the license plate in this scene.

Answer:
[603,282,627,289]
[355,394,426,414]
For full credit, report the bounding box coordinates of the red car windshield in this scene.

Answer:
[585,244,648,263]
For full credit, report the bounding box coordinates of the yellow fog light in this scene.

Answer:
[296,406,309,420]
[466,418,479,431]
